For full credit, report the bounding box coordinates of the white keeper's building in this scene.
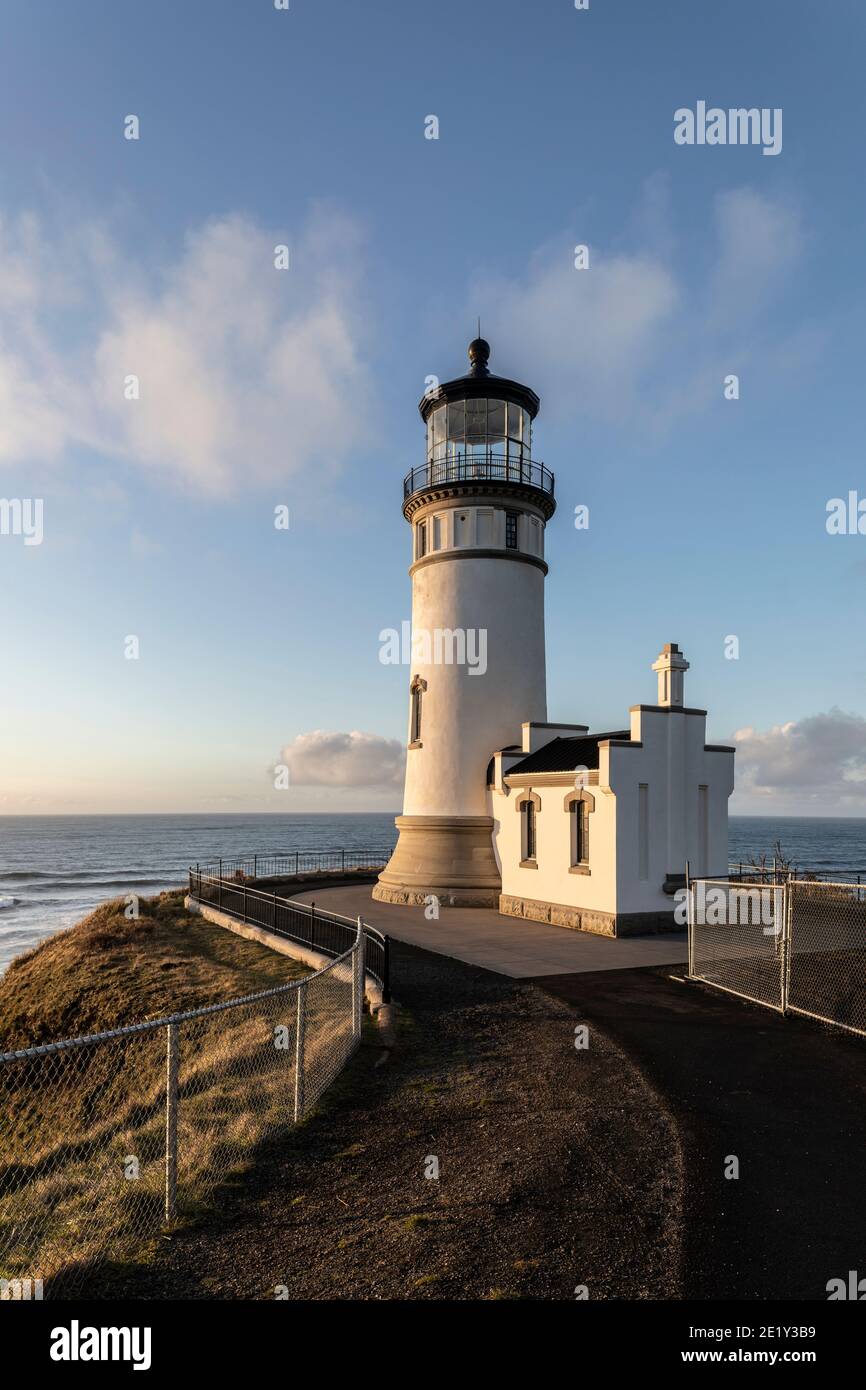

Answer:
[374,338,735,936]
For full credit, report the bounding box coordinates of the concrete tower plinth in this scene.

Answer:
[372,815,501,907]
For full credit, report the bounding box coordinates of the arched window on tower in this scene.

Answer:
[409,675,426,748]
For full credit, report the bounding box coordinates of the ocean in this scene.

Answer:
[0,812,865,973]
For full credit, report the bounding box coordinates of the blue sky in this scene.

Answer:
[1,0,865,815]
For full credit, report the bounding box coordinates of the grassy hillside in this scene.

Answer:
[0,890,307,1052]
[0,892,314,1294]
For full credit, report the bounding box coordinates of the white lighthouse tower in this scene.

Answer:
[374,338,557,906]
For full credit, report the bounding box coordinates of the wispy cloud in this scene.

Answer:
[471,183,814,433]
[0,204,374,494]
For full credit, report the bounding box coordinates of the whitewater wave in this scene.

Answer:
[0,869,176,883]
[0,897,19,910]
[0,874,177,891]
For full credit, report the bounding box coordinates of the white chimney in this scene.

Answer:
[652,642,689,708]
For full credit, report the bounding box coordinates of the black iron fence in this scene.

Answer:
[729,861,866,886]
[194,849,393,881]
[188,870,390,1004]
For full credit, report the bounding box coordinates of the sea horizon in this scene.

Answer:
[1,811,865,973]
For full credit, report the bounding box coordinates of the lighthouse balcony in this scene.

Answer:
[403,451,555,506]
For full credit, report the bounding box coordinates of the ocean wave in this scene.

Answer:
[0,875,178,891]
[0,897,19,910]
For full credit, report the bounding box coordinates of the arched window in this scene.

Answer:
[409,675,426,748]
[571,800,589,866]
[516,791,541,866]
[564,790,595,872]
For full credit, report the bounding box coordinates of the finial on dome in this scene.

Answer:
[468,334,490,377]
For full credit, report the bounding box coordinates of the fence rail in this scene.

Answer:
[0,909,369,1298]
[187,870,390,1004]
[688,876,866,1037]
[195,848,394,881]
[728,861,866,885]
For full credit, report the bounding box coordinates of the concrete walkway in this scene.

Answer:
[293,884,687,978]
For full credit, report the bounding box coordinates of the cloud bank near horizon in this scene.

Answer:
[732,708,866,813]
[279,730,405,791]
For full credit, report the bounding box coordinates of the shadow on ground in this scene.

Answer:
[102,940,682,1301]
[536,964,866,1300]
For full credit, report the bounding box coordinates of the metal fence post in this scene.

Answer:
[685,860,694,978]
[782,882,793,1014]
[165,1022,179,1223]
[381,935,391,1005]
[353,917,365,1041]
[293,984,306,1123]
[774,881,787,1012]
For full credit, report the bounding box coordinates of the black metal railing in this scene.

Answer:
[188,869,391,1003]
[728,862,866,886]
[194,849,394,881]
[403,452,554,500]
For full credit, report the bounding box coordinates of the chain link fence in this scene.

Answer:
[0,924,365,1299]
[688,877,866,1037]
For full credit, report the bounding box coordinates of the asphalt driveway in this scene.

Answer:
[536,964,866,1300]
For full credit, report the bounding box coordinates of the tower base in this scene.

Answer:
[373,815,501,908]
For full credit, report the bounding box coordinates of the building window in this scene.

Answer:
[521,800,536,862]
[505,510,519,549]
[409,676,426,747]
[570,799,590,867]
[416,521,427,559]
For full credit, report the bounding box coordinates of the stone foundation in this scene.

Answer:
[499,893,679,938]
[373,814,502,908]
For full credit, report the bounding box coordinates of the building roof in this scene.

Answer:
[504,732,631,776]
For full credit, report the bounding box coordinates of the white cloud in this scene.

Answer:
[733,708,866,809]
[280,730,405,789]
[471,183,808,431]
[0,205,374,494]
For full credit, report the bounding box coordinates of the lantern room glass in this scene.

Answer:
[426,399,531,471]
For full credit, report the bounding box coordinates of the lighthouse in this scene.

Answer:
[374,338,557,906]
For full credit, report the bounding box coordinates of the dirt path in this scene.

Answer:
[106,940,683,1300]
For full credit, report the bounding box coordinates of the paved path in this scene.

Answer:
[293,884,687,977]
[538,964,866,1300]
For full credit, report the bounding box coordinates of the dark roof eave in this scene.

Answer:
[418,373,540,422]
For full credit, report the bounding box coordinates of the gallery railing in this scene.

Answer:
[403,452,555,500]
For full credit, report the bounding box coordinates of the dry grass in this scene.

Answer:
[0,891,317,1293]
[0,890,307,1051]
